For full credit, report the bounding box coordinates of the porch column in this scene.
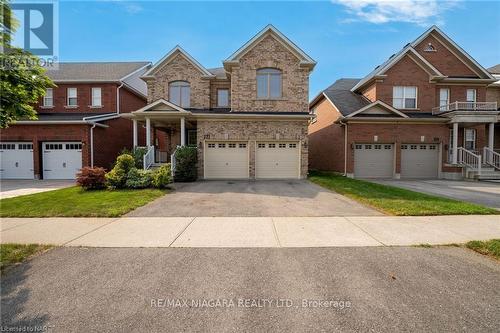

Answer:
[180,117,186,146]
[146,117,151,147]
[488,122,495,150]
[132,119,138,148]
[452,122,458,164]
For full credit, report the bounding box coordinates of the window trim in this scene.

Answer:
[43,88,54,107]
[91,87,102,107]
[169,81,191,108]
[256,68,282,99]
[466,89,477,103]
[66,87,78,107]
[392,86,418,109]
[217,88,229,107]
[439,88,449,107]
[464,128,476,150]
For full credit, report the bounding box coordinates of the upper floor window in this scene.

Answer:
[43,88,53,107]
[466,89,476,103]
[169,81,190,107]
[439,88,449,107]
[217,89,229,107]
[67,88,77,106]
[257,68,282,99]
[91,87,102,107]
[393,86,417,109]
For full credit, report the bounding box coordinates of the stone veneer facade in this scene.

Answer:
[197,120,309,179]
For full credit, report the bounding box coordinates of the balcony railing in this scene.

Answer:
[432,101,497,115]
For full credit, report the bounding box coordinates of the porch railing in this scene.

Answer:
[170,146,180,178]
[457,147,481,175]
[432,101,497,115]
[155,150,169,163]
[143,146,155,170]
[483,147,500,170]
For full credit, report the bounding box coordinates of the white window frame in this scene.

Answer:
[392,86,417,109]
[169,81,190,107]
[439,88,449,107]
[67,88,77,107]
[257,68,282,99]
[464,128,476,151]
[217,89,229,107]
[466,89,476,103]
[43,88,53,107]
[91,87,102,107]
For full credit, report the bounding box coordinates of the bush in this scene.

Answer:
[125,168,153,189]
[76,167,106,190]
[174,146,197,182]
[120,147,147,169]
[152,164,173,188]
[105,153,135,189]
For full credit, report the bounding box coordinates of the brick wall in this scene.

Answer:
[229,35,310,112]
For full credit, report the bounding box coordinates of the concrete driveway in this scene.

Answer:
[1,247,499,332]
[0,180,75,199]
[373,179,500,210]
[127,180,381,217]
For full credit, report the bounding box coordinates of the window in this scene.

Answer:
[279,143,286,148]
[18,143,33,150]
[228,143,236,148]
[67,88,77,106]
[46,143,63,150]
[466,89,476,103]
[393,86,417,109]
[384,145,392,150]
[208,143,216,148]
[91,87,102,106]
[439,88,449,107]
[464,128,476,150]
[289,143,297,148]
[268,143,276,148]
[218,143,226,148]
[43,88,53,107]
[364,145,372,149]
[355,144,362,149]
[66,143,82,150]
[401,145,408,150]
[239,143,247,148]
[374,144,382,150]
[257,68,282,99]
[217,89,229,107]
[410,145,417,150]
[0,143,15,150]
[258,143,266,148]
[420,145,427,150]
[169,81,190,107]
[187,130,197,147]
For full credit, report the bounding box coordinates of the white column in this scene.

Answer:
[488,122,495,150]
[452,122,458,164]
[132,119,138,148]
[146,117,151,147]
[180,117,186,146]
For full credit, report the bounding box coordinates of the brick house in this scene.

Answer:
[124,25,316,179]
[309,26,499,180]
[0,62,150,179]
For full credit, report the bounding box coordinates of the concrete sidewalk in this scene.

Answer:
[1,215,499,247]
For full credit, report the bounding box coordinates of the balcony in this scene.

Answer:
[432,101,498,115]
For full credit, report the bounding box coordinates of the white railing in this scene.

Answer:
[143,146,155,170]
[483,147,500,170]
[457,147,481,175]
[155,150,169,163]
[170,146,180,178]
[432,101,497,115]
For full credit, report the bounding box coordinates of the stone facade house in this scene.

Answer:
[309,26,500,180]
[125,25,316,179]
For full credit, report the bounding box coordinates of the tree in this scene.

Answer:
[0,0,54,128]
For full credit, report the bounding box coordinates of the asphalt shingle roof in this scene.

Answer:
[322,79,370,116]
[46,62,150,81]
[488,64,500,74]
[207,67,228,79]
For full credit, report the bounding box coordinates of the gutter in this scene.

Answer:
[14,120,109,127]
[116,82,124,114]
[90,123,97,167]
[338,117,348,176]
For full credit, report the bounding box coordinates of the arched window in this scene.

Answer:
[169,81,190,107]
[257,68,282,99]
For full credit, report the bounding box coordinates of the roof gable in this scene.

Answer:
[143,46,214,78]
[133,99,191,114]
[223,24,316,69]
[347,101,409,118]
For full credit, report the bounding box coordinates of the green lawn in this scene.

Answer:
[0,244,53,272]
[0,187,167,217]
[466,239,500,259]
[309,171,498,216]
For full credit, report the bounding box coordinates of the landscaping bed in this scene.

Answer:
[309,171,498,216]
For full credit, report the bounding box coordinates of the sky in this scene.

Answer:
[55,0,500,98]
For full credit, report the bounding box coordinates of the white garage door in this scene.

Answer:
[42,142,82,179]
[354,143,394,178]
[256,142,300,179]
[204,142,249,179]
[401,144,439,178]
[0,142,34,179]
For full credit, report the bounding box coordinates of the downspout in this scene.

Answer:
[90,123,96,167]
[339,118,348,176]
[116,82,124,114]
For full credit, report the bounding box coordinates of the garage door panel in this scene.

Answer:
[354,144,394,178]
[256,142,300,179]
[401,144,439,179]
[0,142,34,179]
[43,142,82,180]
[205,142,248,179]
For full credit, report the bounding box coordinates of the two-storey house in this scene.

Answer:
[309,26,499,180]
[124,25,316,179]
[0,62,150,179]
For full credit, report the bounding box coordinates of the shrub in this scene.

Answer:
[125,168,153,189]
[152,164,173,188]
[76,167,106,190]
[174,146,197,182]
[120,147,147,169]
[105,153,135,189]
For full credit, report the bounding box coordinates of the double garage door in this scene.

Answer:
[0,141,82,180]
[354,143,439,179]
[204,141,300,179]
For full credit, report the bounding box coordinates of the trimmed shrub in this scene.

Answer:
[76,167,106,190]
[120,147,147,169]
[152,164,173,188]
[125,168,153,189]
[105,153,135,189]
[174,146,197,182]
